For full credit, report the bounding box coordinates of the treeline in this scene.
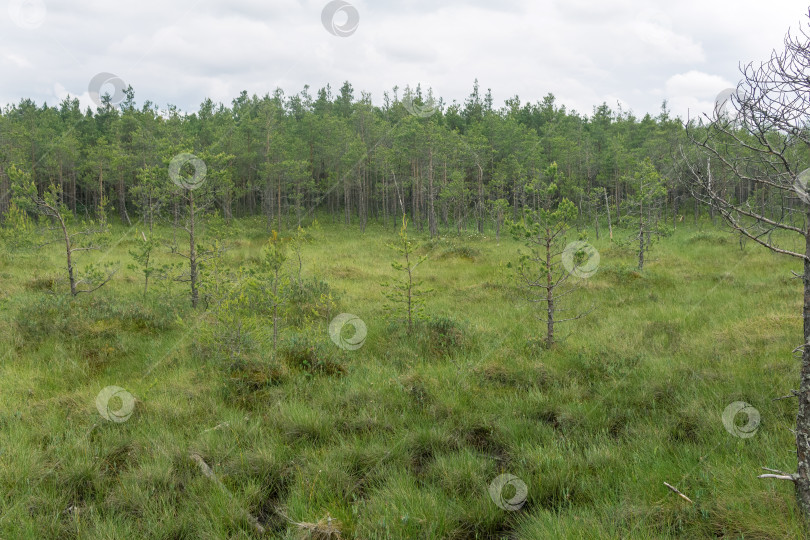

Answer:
[0,80,698,234]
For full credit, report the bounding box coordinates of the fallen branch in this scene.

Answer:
[276,510,343,539]
[663,482,693,504]
[190,453,266,535]
[758,467,797,482]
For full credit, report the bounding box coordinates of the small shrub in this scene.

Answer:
[16,294,73,339]
[687,231,729,244]
[193,312,260,365]
[223,359,287,407]
[286,277,340,327]
[438,245,480,261]
[281,332,345,376]
[599,265,642,284]
[16,294,176,342]
[25,274,59,292]
[419,316,466,356]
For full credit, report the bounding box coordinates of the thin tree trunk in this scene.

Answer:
[796,229,810,515]
[428,147,436,237]
[546,227,554,346]
[638,217,645,271]
[477,163,484,233]
[58,212,77,297]
[118,173,131,226]
[189,190,198,309]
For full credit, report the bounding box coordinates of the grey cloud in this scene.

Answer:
[0,0,805,121]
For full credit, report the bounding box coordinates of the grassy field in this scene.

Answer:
[0,217,807,539]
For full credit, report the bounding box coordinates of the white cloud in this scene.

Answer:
[2,51,32,68]
[664,70,735,119]
[631,20,705,64]
[0,0,805,121]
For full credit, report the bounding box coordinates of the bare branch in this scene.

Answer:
[663,482,694,504]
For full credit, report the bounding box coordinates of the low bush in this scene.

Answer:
[15,293,177,342]
[280,332,346,376]
[286,277,340,327]
[223,359,288,408]
[419,315,466,356]
[438,245,481,261]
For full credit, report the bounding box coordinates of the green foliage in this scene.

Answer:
[0,221,806,539]
[622,158,667,270]
[223,359,288,408]
[280,332,346,377]
[509,164,583,346]
[196,229,314,369]
[195,261,261,364]
[15,294,177,341]
[127,230,168,296]
[7,164,118,296]
[0,202,34,249]
[383,217,432,332]
[286,276,340,328]
[0,67,807,538]
[418,315,466,357]
[437,245,481,260]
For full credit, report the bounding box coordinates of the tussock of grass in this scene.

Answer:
[0,220,807,538]
[437,245,481,261]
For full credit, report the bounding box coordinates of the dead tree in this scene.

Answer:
[683,15,810,517]
[10,168,116,296]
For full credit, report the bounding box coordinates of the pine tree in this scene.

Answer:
[383,216,431,333]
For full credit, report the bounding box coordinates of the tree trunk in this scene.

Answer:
[477,163,485,233]
[118,173,131,226]
[796,229,810,515]
[428,147,437,238]
[277,173,282,231]
[189,190,199,309]
[638,218,645,272]
[0,166,8,217]
[546,228,554,346]
[59,212,77,297]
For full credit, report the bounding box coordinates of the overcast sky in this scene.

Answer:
[1,0,808,121]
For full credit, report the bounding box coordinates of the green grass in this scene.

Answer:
[0,218,807,539]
